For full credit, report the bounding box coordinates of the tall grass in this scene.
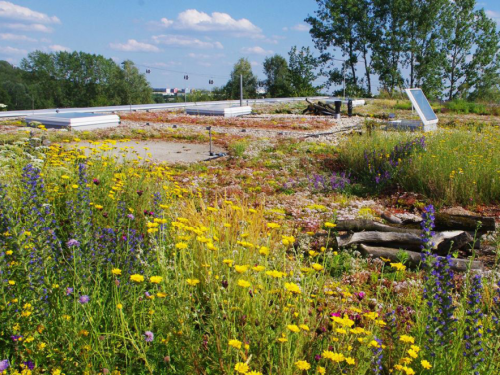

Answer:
[337,126,500,205]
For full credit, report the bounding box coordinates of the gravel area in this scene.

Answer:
[121,115,363,143]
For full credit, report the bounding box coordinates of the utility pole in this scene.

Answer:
[121,61,132,112]
[184,74,189,104]
[240,74,243,106]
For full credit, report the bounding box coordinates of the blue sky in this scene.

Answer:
[1,0,499,92]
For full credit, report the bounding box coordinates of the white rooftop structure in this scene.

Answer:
[24,112,120,131]
[387,88,438,132]
[325,98,366,107]
[185,105,252,117]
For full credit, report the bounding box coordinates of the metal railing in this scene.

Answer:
[0,96,330,118]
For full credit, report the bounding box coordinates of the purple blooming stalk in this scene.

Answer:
[491,281,500,331]
[421,205,457,356]
[371,337,383,375]
[78,295,90,304]
[463,274,484,374]
[144,331,154,342]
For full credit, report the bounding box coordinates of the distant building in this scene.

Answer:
[152,87,193,96]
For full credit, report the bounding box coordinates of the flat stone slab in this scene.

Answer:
[25,112,120,130]
[186,105,252,117]
[73,140,225,163]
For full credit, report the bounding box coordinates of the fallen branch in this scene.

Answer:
[358,244,482,272]
[338,230,475,253]
[435,213,496,233]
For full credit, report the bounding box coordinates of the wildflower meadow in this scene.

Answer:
[0,127,499,375]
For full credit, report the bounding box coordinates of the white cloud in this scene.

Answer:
[49,44,71,52]
[159,9,262,36]
[486,10,500,24]
[4,23,53,33]
[250,61,260,67]
[188,52,210,59]
[152,34,223,49]
[0,45,28,55]
[0,33,37,42]
[198,61,212,67]
[109,39,160,52]
[241,46,273,55]
[287,23,310,32]
[146,61,182,68]
[0,1,60,23]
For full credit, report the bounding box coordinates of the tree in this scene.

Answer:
[306,0,374,95]
[402,0,449,98]
[441,0,500,100]
[371,0,410,96]
[288,46,320,96]
[17,52,152,109]
[224,58,258,99]
[117,60,153,105]
[462,9,500,101]
[263,54,292,97]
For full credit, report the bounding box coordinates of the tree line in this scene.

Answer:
[306,0,500,100]
[210,46,321,101]
[0,51,152,110]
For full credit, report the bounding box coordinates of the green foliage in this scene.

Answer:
[263,54,293,98]
[307,0,373,96]
[308,0,500,100]
[224,58,258,99]
[446,99,487,114]
[288,46,321,96]
[0,52,153,110]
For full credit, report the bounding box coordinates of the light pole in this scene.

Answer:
[240,74,243,106]
[184,74,189,104]
[122,61,132,112]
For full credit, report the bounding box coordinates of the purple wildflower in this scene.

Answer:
[79,295,90,304]
[67,239,80,247]
[66,287,74,296]
[127,214,135,220]
[0,360,9,371]
[24,361,35,370]
[144,331,154,342]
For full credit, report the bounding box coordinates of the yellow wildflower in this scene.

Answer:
[186,279,200,286]
[295,360,311,370]
[229,339,242,349]
[130,274,145,283]
[421,360,432,370]
[112,268,122,276]
[150,276,163,284]
[287,324,300,333]
[234,362,249,374]
[238,279,251,288]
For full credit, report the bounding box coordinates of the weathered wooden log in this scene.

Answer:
[434,213,496,233]
[335,219,421,234]
[381,212,403,225]
[358,244,483,272]
[338,231,423,250]
[433,230,474,255]
[338,230,475,253]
